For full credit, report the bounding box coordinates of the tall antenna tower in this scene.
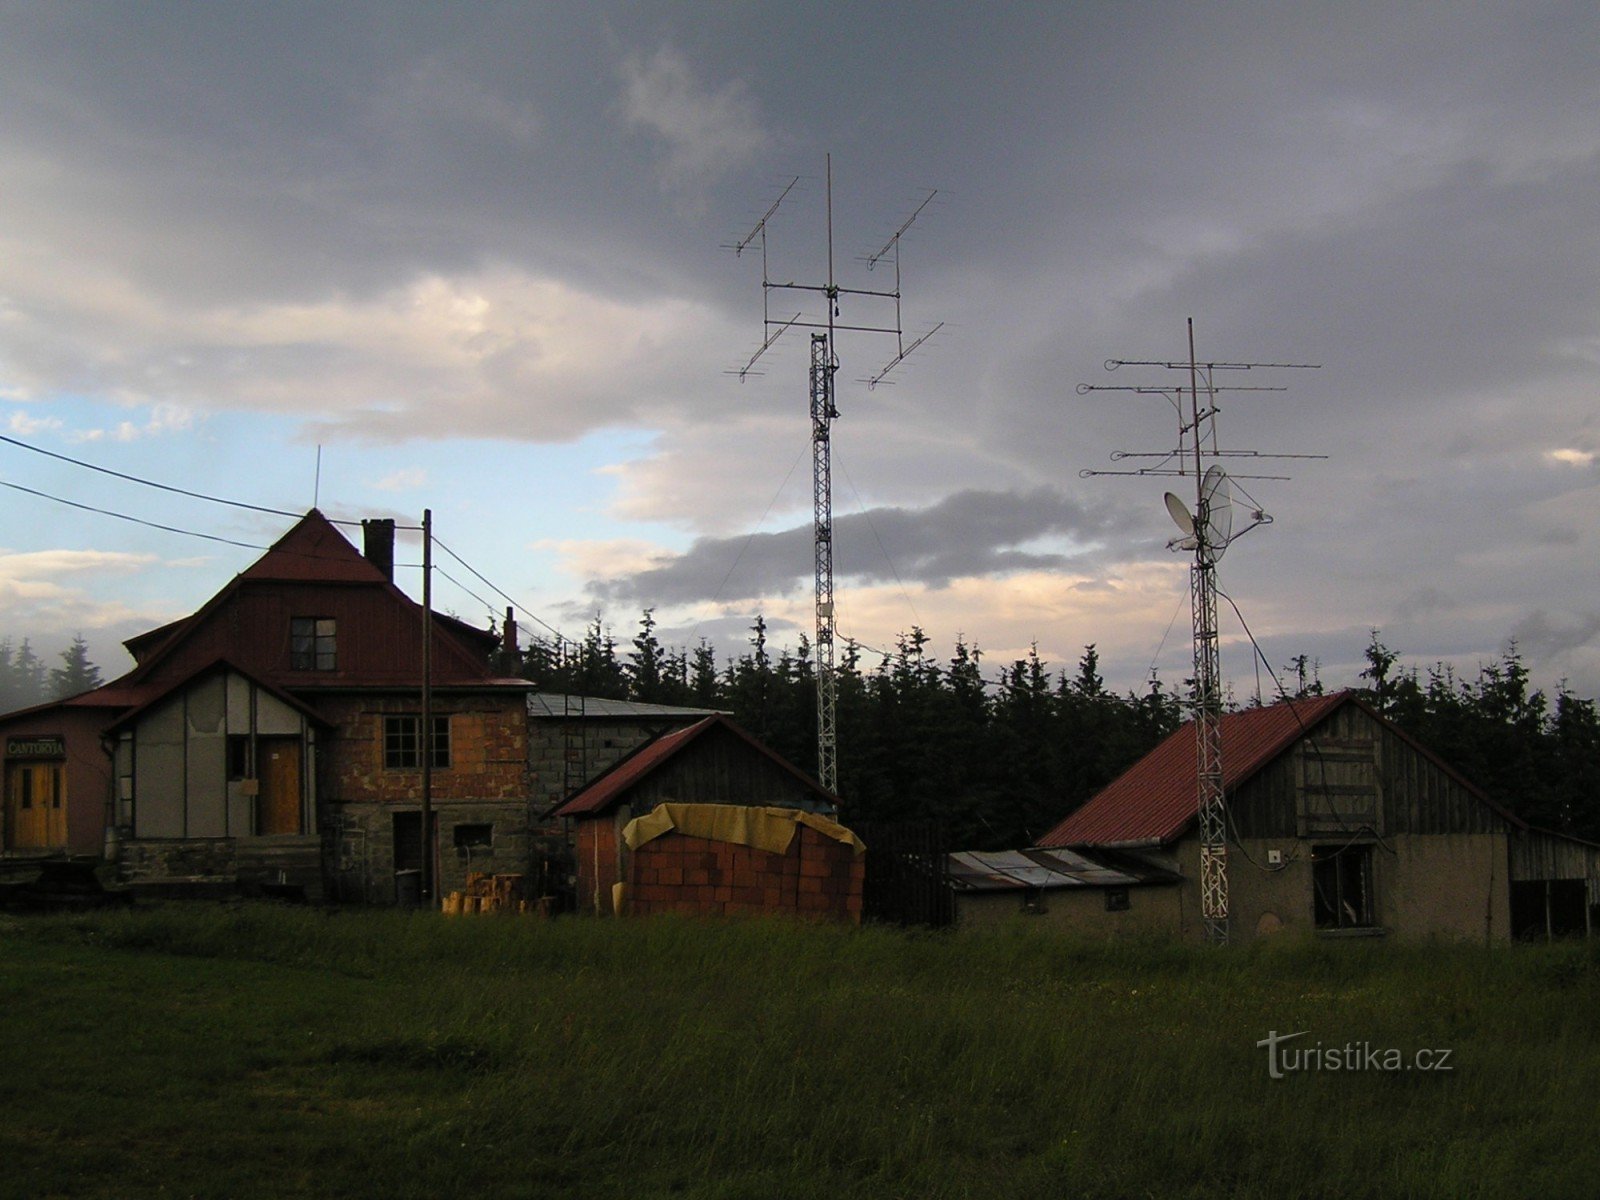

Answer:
[729,156,941,798]
[1079,319,1320,944]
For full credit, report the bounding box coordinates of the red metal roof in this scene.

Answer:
[551,714,839,818]
[239,509,391,584]
[1039,691,1353,847]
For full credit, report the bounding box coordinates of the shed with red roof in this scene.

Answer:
[552,714,863,920]
[995,690,1569,942]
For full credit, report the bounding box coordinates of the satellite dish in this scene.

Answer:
[1200,465,1234,556]
[1164,492,1194,537]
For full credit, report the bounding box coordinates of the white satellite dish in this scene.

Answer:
[1164,492,1194,537]
[1200,465,1234,556]
[1163,492,1199,551]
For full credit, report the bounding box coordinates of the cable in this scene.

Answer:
[1215,578,1393,853]
[0,432,378,526]
[835,450,920,629]
[431,535,570,649]
[433,567,500,624]
[0,479,269,549]
[688,442,808,646]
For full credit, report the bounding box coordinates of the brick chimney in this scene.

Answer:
[502,606,518,656]
[362,518,395,582]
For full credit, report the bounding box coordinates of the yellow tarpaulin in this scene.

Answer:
[622,803,866,857]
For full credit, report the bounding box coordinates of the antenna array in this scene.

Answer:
[728,157,941,799]
[1080,319,1321,945]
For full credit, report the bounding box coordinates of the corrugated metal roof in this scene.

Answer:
[1039,691,1353,848]
[551,713,837,818]
[947,847,1180,892]
[527,693,724,720]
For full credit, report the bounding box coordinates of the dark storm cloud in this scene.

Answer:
[587,487,1142,607]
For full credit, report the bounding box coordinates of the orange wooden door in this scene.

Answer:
[258,739,302,835]
[4,763,66,849]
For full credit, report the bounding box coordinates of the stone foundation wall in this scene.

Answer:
[117,835,324,900]
[326,798,533,904]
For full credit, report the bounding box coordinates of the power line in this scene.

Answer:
[0,478,269,549]
[0,432,424,530]
[431,535,569,649]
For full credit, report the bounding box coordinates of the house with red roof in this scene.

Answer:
[0,511,537,902]
[986,690,1600,942]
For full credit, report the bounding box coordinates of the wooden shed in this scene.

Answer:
[552,715,863,920]
[1034,691,1595,943]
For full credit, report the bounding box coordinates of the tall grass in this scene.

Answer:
[3,905,1598,1199]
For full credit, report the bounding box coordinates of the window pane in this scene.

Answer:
[432,716,451,769]
[291,617,336,671]
[384,715,420,769]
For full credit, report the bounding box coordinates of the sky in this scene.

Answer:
[1,1,1597,703]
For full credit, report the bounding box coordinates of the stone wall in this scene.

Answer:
[529,719,678,816]
[117,835,324,900]
[325,797,533,904]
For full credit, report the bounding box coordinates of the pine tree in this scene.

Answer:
[51,633,103,699]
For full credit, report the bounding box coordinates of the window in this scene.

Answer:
[453,823,493,849]
[383,715,450,769]
[1312,843,1375,929]
[227,735,252,781]
[1105,887,1131,912]
[290,617,337,671]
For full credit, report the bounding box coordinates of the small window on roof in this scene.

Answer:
[290,617,336,671]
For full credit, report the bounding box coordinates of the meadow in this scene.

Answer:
[2,904,1597,1200]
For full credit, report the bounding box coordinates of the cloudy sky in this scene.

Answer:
[1,2,1597,700]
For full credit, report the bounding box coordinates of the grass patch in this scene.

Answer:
[2,905,1598,1198]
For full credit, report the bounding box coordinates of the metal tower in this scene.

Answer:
[730,156,940,798]
[810,333,840,791]
[1080,319,1320,944]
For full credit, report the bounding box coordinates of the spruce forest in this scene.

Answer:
[517,613,1600,852]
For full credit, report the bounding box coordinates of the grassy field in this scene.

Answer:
[1,905,1598,1200]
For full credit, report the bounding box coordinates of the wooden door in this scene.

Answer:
[258,738,303,835]
[4,762,66,849]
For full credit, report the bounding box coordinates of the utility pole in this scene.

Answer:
[730,156,940,798]
[421,507,434,906]
[1080,320,1319,944]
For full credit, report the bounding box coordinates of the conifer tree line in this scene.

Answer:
[0,634,102,712]
[518,613,1600,850]
[6,619,1595,852]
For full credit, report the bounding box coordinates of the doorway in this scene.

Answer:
[257,738,303,835]
[4,761,67,849]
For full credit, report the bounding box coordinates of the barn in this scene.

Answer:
[553,714,864,920]
[983,690,1600,942]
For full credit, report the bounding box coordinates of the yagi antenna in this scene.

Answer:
[726,155,943,800]
[1079,318,1322,947]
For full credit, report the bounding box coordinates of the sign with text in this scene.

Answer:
[7,735,66,760]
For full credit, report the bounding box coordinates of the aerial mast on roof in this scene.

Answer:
[728,156,941,799]
[1079,319,1320,944]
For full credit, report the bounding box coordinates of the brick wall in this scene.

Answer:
[316,693,529,805]
[627,824,863,922]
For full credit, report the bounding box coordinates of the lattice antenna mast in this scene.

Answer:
[728,156,941,800]
[1079,319,1320,945]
